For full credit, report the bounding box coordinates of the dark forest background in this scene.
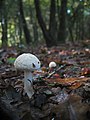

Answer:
[0,0,90,48]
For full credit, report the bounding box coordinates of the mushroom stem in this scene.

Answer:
[23,71,34,99]
[24,71,33,82]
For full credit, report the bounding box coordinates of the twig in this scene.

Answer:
[47,64,66,79]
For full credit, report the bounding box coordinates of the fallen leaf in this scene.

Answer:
[81,68,90,76]
[68,82,83,89]
[53,73,60,78]
[80,61,90,65]
[45,77,90,89]
[7,57,16,64]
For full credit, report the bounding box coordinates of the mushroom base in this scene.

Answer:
[24,80,34,99]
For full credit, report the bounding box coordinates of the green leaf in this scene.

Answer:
[7,57,16,64]
[0,60,3,65]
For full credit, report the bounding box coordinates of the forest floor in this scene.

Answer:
[0,42,90,120]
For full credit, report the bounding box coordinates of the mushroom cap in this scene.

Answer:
[49,61,56,68]
[14,53,41,71]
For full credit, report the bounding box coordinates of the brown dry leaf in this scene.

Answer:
[41,67,48,72]
[50,94,90,120]
[45,77,90,89]
[53,73,60,78]
[47,56,61,64]
[59,50,71,55]
[68,82,83,89]
[15,79,23,84]
[81,67,90,75]
[14,79,23,87]
[79,61,90,65]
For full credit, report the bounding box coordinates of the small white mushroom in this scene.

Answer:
[49,61,57,68]
[14,53,41,99]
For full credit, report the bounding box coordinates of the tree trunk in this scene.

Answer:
[49,0,57,41]
[1,17,8,47]
[0,0,4,10]
[33,22,39,44]
[79,1,84,40]
[18,0,32,46]
[17,13,23,45]
[68,3,83,43]
[58,0,67,43]
[34,0,57,47]
[29,5,38,44]
[0,1,8,47]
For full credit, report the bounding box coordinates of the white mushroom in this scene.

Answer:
[49,61,57,68]
[14,53,41,99]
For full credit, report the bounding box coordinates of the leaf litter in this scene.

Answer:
[0,45,90,120]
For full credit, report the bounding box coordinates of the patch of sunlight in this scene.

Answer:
[8,34,10,38]
[67,9,71,14]
[84,2,87,6]
[11,25,14,29]
[26,17,30,21]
